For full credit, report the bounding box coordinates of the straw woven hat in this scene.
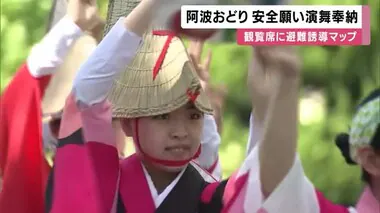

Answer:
[108,32,213,118]
[105,0,213,118]
[103,0,140,36]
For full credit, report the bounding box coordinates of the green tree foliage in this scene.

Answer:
[1,0,379,206]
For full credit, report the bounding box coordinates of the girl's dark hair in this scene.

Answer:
[335,88,380,183]
[335,133,357,165]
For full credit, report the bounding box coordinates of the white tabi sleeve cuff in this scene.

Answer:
[241,147,320,213]
[197,114,221,170]
[73,17,142,107]
[27,16,83,78]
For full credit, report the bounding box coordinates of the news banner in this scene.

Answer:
[181,5,370,46]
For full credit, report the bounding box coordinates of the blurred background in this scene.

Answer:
[1,0,379,206]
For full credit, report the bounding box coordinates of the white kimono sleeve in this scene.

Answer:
[241,148,320,213]
[27,16,83,78]
[233,120,320,213]
[73,18,141,106]
[196,114,222,180]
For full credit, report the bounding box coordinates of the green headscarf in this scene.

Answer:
[349,97,380,161]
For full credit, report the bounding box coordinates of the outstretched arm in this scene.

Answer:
[241,47,351,213]
[221,47,320,213]
[244,48,268,156]
[27,17,83,78]
[257,46,300,196]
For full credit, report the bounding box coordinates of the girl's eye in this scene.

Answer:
[190,113,203,120]
[152,114,169,120]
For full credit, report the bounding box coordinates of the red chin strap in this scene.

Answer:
[133,119,201,167]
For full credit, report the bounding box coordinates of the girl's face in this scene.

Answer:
[121,102,204,170]
[357,146,380,178]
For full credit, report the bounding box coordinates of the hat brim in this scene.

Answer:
[42,35,97,115]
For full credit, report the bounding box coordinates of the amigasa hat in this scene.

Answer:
[105,0,213,118]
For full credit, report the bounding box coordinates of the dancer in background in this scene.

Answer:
[334,89,380,212]
[0,0,103,212]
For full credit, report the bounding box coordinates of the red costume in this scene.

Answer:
[0,63,52,213]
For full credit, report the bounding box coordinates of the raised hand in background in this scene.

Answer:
[67,0,100,31]
[188,40,227,135]
[248,46,300,123]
